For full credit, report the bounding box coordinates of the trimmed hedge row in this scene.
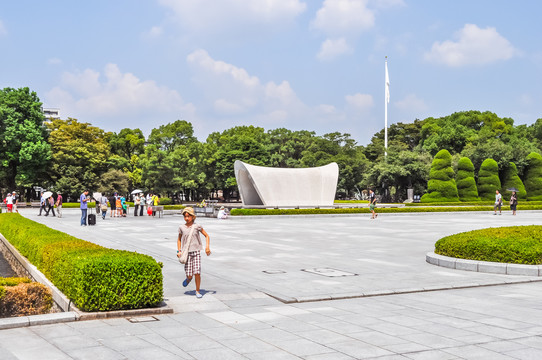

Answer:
[435,226,542,264]
[230,204,542,216]
[0,213,163,311]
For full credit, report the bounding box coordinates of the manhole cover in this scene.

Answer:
[301,268,357,277]
[263,270,286,274]
[127,316,159,323]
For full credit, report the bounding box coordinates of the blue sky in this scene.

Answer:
[1,0,541,146]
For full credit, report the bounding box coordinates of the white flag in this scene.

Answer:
[385,61,390,104]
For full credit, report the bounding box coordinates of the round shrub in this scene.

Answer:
[525,152,542,201]
[501,162,526,200]
[421,149,459,202]
[435,226,542,264]
[477,158,501,200]
[456,157,479,201]
[159,197,172,205]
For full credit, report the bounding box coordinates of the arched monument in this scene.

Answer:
[234,160,339,207]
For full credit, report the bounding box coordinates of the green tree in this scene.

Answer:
[421,149,459,202]
[97,169,130,196]
[107,128,145,188]
[455,157,479,201]
[524,152,542,201]
[46,118,110,198]
[500,162,526,200]
[477,158,501,200]
[0,87,52,192]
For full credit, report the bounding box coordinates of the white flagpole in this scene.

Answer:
[384,56,390,157]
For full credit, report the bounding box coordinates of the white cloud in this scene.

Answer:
[145,26,163,38]
[424,24,519,67]
[311,0,375,36]
[370,0,405,9]
[0,20,7,36]
[317,38,353,61]
[46,64,195,127]
[158,0,306,33]
[395,94,428,113]
[346,93,374,109]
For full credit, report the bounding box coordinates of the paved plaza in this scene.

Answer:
[1,208,542,359]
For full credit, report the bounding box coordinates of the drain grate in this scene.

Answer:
[301,268,357,277]
[263,270,286,274]
[127,316,159,323]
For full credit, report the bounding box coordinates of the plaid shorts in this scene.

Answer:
[185,251,201,276]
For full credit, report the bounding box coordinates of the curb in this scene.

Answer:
[0,233,173,329]
[426,252,542,276]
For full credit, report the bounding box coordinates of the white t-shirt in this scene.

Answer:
[495,193,502,205]
[5,195,13,205]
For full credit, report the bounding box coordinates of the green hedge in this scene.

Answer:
[0,213,163,311]
[230,204,542,216]
[501,162,526,199]
[435,226,542,264]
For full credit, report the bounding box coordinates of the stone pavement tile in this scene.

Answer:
[512,336,542,350]
[403,350,461,360]
[304,353,356,360]
[246,327,301,343]
[522,326,542,335]
[398,333,466,349]
[64,345,125,360]
[166,311,225,330]
[348,330,411,347]
[142,324,199,339]
[0,347,17,360]
[135,333,193,357]
[30,322,84,339]
[477,340,528,353]
[245,350,302,360]
[267,319,321,333]
[265,305,312,316]
[6,345,72,360]
[97,335,154,352]
[363,322,423,337]
[332,313,384,327]
[452,333,499,345]
[296,328,353,344]
[198,326,248,341]
[121,346,192,360]
[380,314,434,328]
[314,320,369,334]
[464,325,528,340]
[476,316,534,330]
[176,334,224,352]
[381,341,432,354]
[504,347,542,360]
[326,340,394,358]
[188,346,248,360]
[272,338,335,357]
[243,311,291,322]
[47,334,102,352]
[219,336,279,354]
[441,344,517,359]
[410,323,480,339]
[424,315,481,329]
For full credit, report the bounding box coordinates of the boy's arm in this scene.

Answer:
[200,228,211,256]
[177,233,182,258]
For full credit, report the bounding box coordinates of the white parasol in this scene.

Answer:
[93,192,102,201]
[42,191,53,199]
[131,189,143,194]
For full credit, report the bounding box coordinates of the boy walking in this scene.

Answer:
[177,207,211,298]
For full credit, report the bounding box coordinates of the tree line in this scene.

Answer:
[1,87,542,203]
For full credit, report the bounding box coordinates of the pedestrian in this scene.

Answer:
[115,196,122,217]
[121,195,127,217]
[100,193,108,220]
[45,196,56,217]
[177,207,211,299]
[217,206,228,219]
[134,193,140,216]
[11,191,18,213]
[146,193,152,216]
[510,191,518,216]
[38,193,47,216]
[108,193,117,217]
[80,189,89,226]
[494,190,502,215]
[56,192,63,218]
[369,189,378,219]
[139,193,146,216]
[151,193,160,217]
[4,193,13,213]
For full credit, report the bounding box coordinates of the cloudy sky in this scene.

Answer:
[1,0,541,145]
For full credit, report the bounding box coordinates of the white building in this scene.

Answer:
[42,108,60,121]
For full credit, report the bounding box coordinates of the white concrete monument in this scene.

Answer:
[234,160,339,207]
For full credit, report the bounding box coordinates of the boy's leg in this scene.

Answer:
[195,274,201,292]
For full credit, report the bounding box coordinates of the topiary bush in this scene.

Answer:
[159,197,172,205]
[456,157,479,201]
[421,149,459,202]
[435,226,542,264]
[501,162,526,200]
[477,158,501,200]
[0,213,163,312]
[525,152,542,201]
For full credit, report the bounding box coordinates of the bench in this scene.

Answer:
[152,205,164,218]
